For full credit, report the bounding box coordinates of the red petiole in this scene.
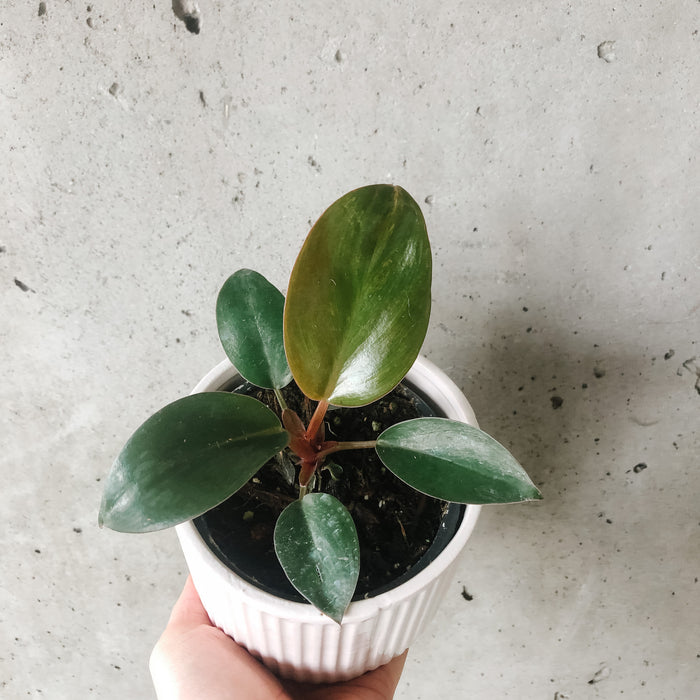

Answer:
[281,401,377,493]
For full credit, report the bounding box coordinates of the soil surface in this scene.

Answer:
[195,380,450,601]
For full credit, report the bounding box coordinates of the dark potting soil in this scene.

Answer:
[195,380,451,602]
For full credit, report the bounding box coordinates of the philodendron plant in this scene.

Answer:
[99,184,541,623]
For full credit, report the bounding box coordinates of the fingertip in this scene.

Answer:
[353,649,409,698]
[383,649,409,687]
[168,575,211,628]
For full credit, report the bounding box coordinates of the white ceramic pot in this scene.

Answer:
[176,355,481,683]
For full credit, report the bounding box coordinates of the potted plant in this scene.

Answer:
[99,184,541,682]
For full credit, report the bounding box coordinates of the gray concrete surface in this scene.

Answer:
[2,1,698,698]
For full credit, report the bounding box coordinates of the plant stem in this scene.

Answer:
[316,440,377,461]
[273,387,288,412]
[299,484,308,500]
[306,400,329,441]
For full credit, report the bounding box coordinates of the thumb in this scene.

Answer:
[166,576,212,629]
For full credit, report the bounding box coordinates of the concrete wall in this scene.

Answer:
[2,1,698,697]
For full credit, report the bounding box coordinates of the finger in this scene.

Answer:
[167,575,212,629]
[360,650,408,697]
[286,650,409,700]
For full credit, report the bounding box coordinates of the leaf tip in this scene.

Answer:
[98,505,117,531]
[321,605,346,625]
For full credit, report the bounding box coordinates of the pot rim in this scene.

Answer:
[176,354,481,626]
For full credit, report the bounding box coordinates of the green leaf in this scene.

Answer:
[216,269,292,389]
[325,461,344,481]
[284,184,431,406]
[376,418,542,504]
[274,493,360,623]
[99,393,289,533]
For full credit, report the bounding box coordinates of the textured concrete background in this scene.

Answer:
[2,1,698,698]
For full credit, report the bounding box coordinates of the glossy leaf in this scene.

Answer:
[284,184,431,406]
[274,493,360,623]
[99,393,289,533]
[376,418,542,504]
[217,269,292,389]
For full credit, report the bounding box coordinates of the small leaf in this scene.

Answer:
[274,493,360,623]
[281,408,305,438]
[284,184,431,406]
[325,462,344,480]
[99,393,289,532]
[270,451,297,486]
[217,269,292,389]
[376,418,542,504]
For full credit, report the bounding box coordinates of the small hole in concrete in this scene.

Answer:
[597,41,616,63]
[172,0,201,34]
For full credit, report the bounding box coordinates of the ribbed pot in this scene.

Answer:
[176,355,481,683]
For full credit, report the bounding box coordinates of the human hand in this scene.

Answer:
[150,576,407,700]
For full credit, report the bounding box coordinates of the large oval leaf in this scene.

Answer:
[376,418,542,504]
[284,184,431,406]
[99,393,289,533]
[274,493,360,623]
[216,269,292,389]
